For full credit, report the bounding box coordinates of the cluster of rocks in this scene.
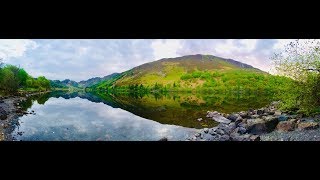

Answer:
[187,101,320,141]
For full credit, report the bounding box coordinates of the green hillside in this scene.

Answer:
[90,54,291,93]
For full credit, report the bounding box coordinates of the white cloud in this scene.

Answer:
[272,39,295,50]
[151,39,182,60]
[0,39,38,60]
[0,39,298,80]
[214,39,258,54]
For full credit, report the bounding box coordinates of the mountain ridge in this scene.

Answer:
[90,54,267,90]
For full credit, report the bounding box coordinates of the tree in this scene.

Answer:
[37,76,51,90]
[2,68,19,92]
[272,39,320,114]
[17,68,29,86]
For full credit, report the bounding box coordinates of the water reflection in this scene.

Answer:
[12,91,275,141]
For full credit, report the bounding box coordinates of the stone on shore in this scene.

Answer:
[297,122,319,130]
[274,110,282,116]
[276,121,295,132]
[211,114,231,124]
[247,116,278,134]
[227,114,240,122]
[278,115,288,121]
[0,107,8,120]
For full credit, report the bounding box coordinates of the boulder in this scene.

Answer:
[203,128,209,134]
[249,135,261,141]
[239,111,249,118]
[274,111,282,116]
[207,111,219,118]
[230,132,244,141]
[247,116,278,134]
[247,118,267,134]
[227,114,239,122]
[215,129,225,135]
[276,121,295,132]
[211,114,231,124]
[268,111,275,115]
[297,122,319,130]
[0,107,7,120]
[237,126,247,134]
[278,115,288,121]
[264,116,279,130]
[251,114,260,119]
[257,108,264,115]
[208,127,218,135]
[228,122,237,132]
[219,135,230,141]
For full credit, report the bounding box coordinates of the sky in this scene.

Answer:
[0,39,295,81]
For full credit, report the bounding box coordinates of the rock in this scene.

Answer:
[264,116,279,130]
[227,114,239,122]
[274,111,282,116]
[257,109,264,115]
[241,134,252,141]
[208,127,218,135]
[215,129,225,135]
[207,111,219,118]
[219,135,230,141]
[203,128,209,133]
[288,115,298,119]
[247,118,267,134]
[289,119,298,123]
[239,111,249,118]
[235,118,243,126]
[202,133,216,141]
[278,115,288,121]
[297,122,319,130]
[247,116,278,134]
[251,114,260,119]
[238,122,248,129]
[197,118,203,121]
[268,111,275,115]
[211,114,231,124]
[238,126,247,134]
[158,137,168,141]
[276,121,295,132]
[0,107,7,120]
[250,135,260,141]
[230,132,244,141]
[228,122,237,131]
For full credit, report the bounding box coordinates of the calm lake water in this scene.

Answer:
[10,91,274,141]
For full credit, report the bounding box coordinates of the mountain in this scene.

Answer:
[50,73,121,89]
[50,79,79,88]
[91,54,266,90]
[78,73,120,87]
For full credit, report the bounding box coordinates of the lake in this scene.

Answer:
[10,91,274,141]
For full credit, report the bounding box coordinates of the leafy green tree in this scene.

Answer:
[272,39,320,114]
[18,68,29,86]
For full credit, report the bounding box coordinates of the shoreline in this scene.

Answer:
[0,91,51,141]
[188,102,320,141]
